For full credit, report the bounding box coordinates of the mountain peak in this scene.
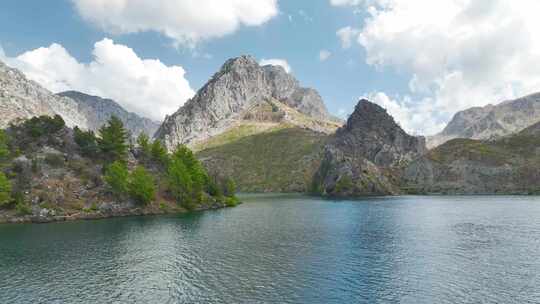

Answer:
[155,56,335,148]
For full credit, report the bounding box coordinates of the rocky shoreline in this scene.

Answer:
[0,201,232,224]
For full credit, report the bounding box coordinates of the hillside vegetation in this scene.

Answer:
[197,126,328,192]
[0,115,238,223]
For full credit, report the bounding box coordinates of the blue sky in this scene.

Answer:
[1,0,539,135]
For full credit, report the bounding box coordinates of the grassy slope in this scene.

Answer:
[197,126,328,192]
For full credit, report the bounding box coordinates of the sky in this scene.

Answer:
[1,0,540,135]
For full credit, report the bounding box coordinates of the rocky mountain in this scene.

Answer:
[404,122,540,194]
[427,92,540,148]
[57,91,160,138]
[312,99,427,197]
[155,55,341,149]
[0,60,89,129]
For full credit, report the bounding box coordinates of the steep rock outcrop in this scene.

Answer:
[57,91,160,138]
[313,99,427,196]
[0,60,89,129]
[428,92,540,148]
[155,55,338,149]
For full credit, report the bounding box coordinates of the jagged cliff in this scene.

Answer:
[428,92,540,148]
[313,99,427,197]
[0,60,89,129]
[57,91,160,138]
[155,55,340,149]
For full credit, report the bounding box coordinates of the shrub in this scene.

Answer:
[104,161,129,197]
[14,193,32,215]
[0,172,12,207]
[128,166,156,205]
[44,153,65,167]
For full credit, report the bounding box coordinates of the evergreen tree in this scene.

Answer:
[0,130,9,164]
[151,139,169,165]
[167,157,193,206]
[128,166,156,205]
[104,161,129,197]
[0,172,12,207]
[137,133,152,160]
[98,116,129,162]
[74,127,99,157]
[172,144,209,198]
[224,178,237,197]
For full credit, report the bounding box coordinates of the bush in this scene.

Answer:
[74,127,99,157]
[104,161,129,197]
[14,192,32,215]
[128,166,156,205]
[44,153,65,167]
[0,172,12,207]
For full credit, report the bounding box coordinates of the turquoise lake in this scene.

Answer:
[1,194,540,303]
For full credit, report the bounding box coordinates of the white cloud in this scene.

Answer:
[260,58,292,73]
[72,0,279,47]
[336,0,540,135]
[2,38,195,121]
[319,50,331,61]
[336,26,360,49]
[330,0,364,6]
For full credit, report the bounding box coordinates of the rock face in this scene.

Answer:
[404,122,540,194]
[313,99,427,196]
[57,91,160,138]
[427,92,540,148]
[0,60,89,129]
[155,55,338,149]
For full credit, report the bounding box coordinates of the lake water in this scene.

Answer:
[1,194,540,303]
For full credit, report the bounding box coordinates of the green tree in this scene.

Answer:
[167,157,193,207]
[137,133,152,159]
[172,144,208,201]
[74,127,99,157]
[0,130,9,164]
[104,161,129,197]
[223,178,237,197]
[128,166,156,205]
[151,139,169,165]
[0,172,12,207]
[98,116,129,162]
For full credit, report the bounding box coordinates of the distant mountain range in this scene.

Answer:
[0,59,159,138]
[4,54,540,195]
[57,91,160,138]
[427,92,540,148]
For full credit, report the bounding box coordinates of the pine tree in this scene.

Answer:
[98,116,129,162]
[151,139,169,165]
[104,161,129,197]
[128,166,156,205]
[0,130,9,164]
[0,172,12,207]
[137,133,152,160]
[167,157,193,207]
[74,127,99,157]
